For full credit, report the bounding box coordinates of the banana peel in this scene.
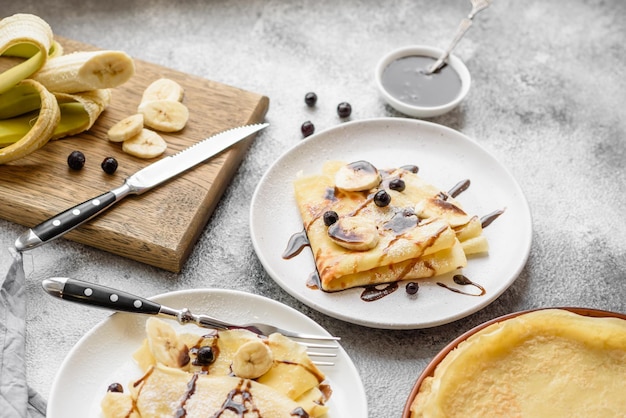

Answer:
[52,89,111,139]
[0,88,111,146]
[0,13,54,94]
[0,79,59,164]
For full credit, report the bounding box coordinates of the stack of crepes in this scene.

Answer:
[292,160,488,292]
[410,309,626,417]
[0,13,135,164]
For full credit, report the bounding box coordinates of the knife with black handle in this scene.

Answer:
[14,123,268,251]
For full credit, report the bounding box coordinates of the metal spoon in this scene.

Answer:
[426,0,492,74]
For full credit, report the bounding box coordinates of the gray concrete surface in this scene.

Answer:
[1,0,625,416]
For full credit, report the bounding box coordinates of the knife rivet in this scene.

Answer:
[72,209,81,216]
[110,294,119,302]
[134,300,142,308]
[84,288,93,297]
[92,199,101,206]
[52,220,61,226]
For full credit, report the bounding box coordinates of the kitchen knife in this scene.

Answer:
[14,122,268,251]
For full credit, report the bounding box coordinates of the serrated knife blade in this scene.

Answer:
[14,122,268,251]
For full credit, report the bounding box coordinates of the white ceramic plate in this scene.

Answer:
[250,117,532,329]
[47,289,367,418]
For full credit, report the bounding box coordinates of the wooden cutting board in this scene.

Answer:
[0,37,269,272]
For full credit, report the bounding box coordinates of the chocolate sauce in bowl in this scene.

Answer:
[381,55,462,107]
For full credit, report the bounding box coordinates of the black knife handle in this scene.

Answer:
[36,191,117,241]
[15,188,126,251]
[43,277,162,315]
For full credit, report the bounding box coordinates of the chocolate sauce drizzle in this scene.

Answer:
[210,379,261,417]
[448,179,470,198]
[175,374,199,418]
[480,208,505,228]
[436,274,486,296]
[360,282,399,302]
[282,230,310,259]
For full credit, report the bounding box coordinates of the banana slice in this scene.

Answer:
[327,215,379,251]
[140,78,184,105]
[231,339,274,379]
[108,113,144,142]
[145,317,190,368]
[334,160,381,192]
[122,128,167,159]
[138,99,189,132]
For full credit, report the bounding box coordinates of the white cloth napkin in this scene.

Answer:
[0,248,46,417]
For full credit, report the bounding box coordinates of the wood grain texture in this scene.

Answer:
[0,37,269,272]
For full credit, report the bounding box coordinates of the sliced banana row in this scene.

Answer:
[107,77,188,159]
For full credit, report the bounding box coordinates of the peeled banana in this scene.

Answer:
[0,79,60,163]
[31,50,135,94]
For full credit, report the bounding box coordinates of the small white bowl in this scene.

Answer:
[375,45,471,118]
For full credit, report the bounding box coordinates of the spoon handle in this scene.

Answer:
[428,18,473,74]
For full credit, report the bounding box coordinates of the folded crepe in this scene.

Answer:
[292,161,488,292]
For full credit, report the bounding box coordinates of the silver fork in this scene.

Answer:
[427,0,493,74]
[42,277,339,365]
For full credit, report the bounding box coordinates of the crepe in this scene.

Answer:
[410,309,626,417]
[103,365,309,418]
[292,160,488,292]
[101,319,330,418]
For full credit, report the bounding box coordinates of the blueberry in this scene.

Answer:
[323,210,339,226]
[373,189,391,207]
[301,121,315,138]
[405,282,419,295]
[304,92,317,107]
[195,346,216,365]
[389,178,405,192]
[107,383,123,393]
[337,102,352,118]
[101,157,118,174]
[67,150,85,170]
